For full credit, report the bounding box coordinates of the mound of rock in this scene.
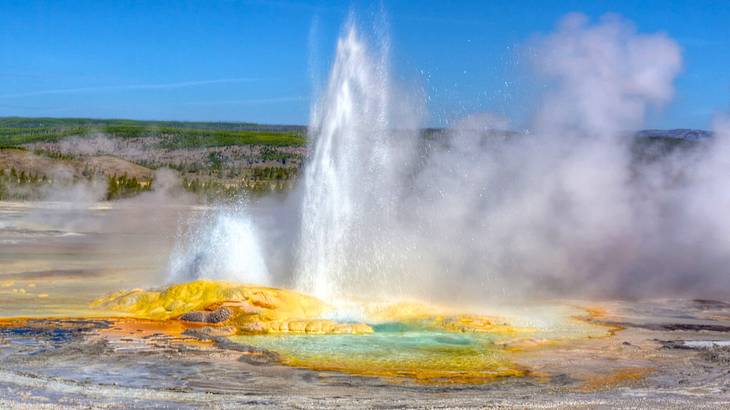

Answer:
[91,280,373,336]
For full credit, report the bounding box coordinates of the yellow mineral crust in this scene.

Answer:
[440,314,534,334]
[366,301,447,321]
[91,280,373,335]
[235,318,373,334]
[367,302,533,335]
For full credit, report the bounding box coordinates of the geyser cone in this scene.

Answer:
[298,22,412,301]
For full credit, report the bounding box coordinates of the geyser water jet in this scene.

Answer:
[297,21,415,301]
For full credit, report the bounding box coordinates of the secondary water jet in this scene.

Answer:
[168,207,270,285]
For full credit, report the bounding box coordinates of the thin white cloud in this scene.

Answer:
[184,96,307,105]
[0,78,259,99]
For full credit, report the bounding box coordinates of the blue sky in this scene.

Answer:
[0,0,728,128]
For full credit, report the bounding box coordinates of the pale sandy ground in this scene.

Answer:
[0,201,728,409]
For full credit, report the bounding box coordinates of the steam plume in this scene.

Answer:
[295,13,730,303]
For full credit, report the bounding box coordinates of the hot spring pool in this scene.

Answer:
[230,322,524,383]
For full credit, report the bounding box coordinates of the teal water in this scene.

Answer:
[229,322,517,381]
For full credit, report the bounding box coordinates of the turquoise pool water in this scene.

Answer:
[230,321,521,382]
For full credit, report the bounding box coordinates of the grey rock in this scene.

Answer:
[179,307,232,324]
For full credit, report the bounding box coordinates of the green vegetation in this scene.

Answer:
[0,167,49,200]
[250,166,297,180]
[0,165,153,201]
[182,177,242,201]
[155,128,305,148]
[181,165,297,200]
[0,116,306,148]
[260,145,297,162]
[105,174,152,200]
[0,126,88,147]
[33,149,77,161]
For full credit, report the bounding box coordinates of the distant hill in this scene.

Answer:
[635,129,713,141]
[0,117,307,201]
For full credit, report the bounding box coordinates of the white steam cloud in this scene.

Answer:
[534,13,681,136]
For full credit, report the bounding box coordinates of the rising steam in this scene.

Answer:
[407,13,688,301]
[293,13,730,303]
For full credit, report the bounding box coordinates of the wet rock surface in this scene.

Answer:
[609,321,730,332]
